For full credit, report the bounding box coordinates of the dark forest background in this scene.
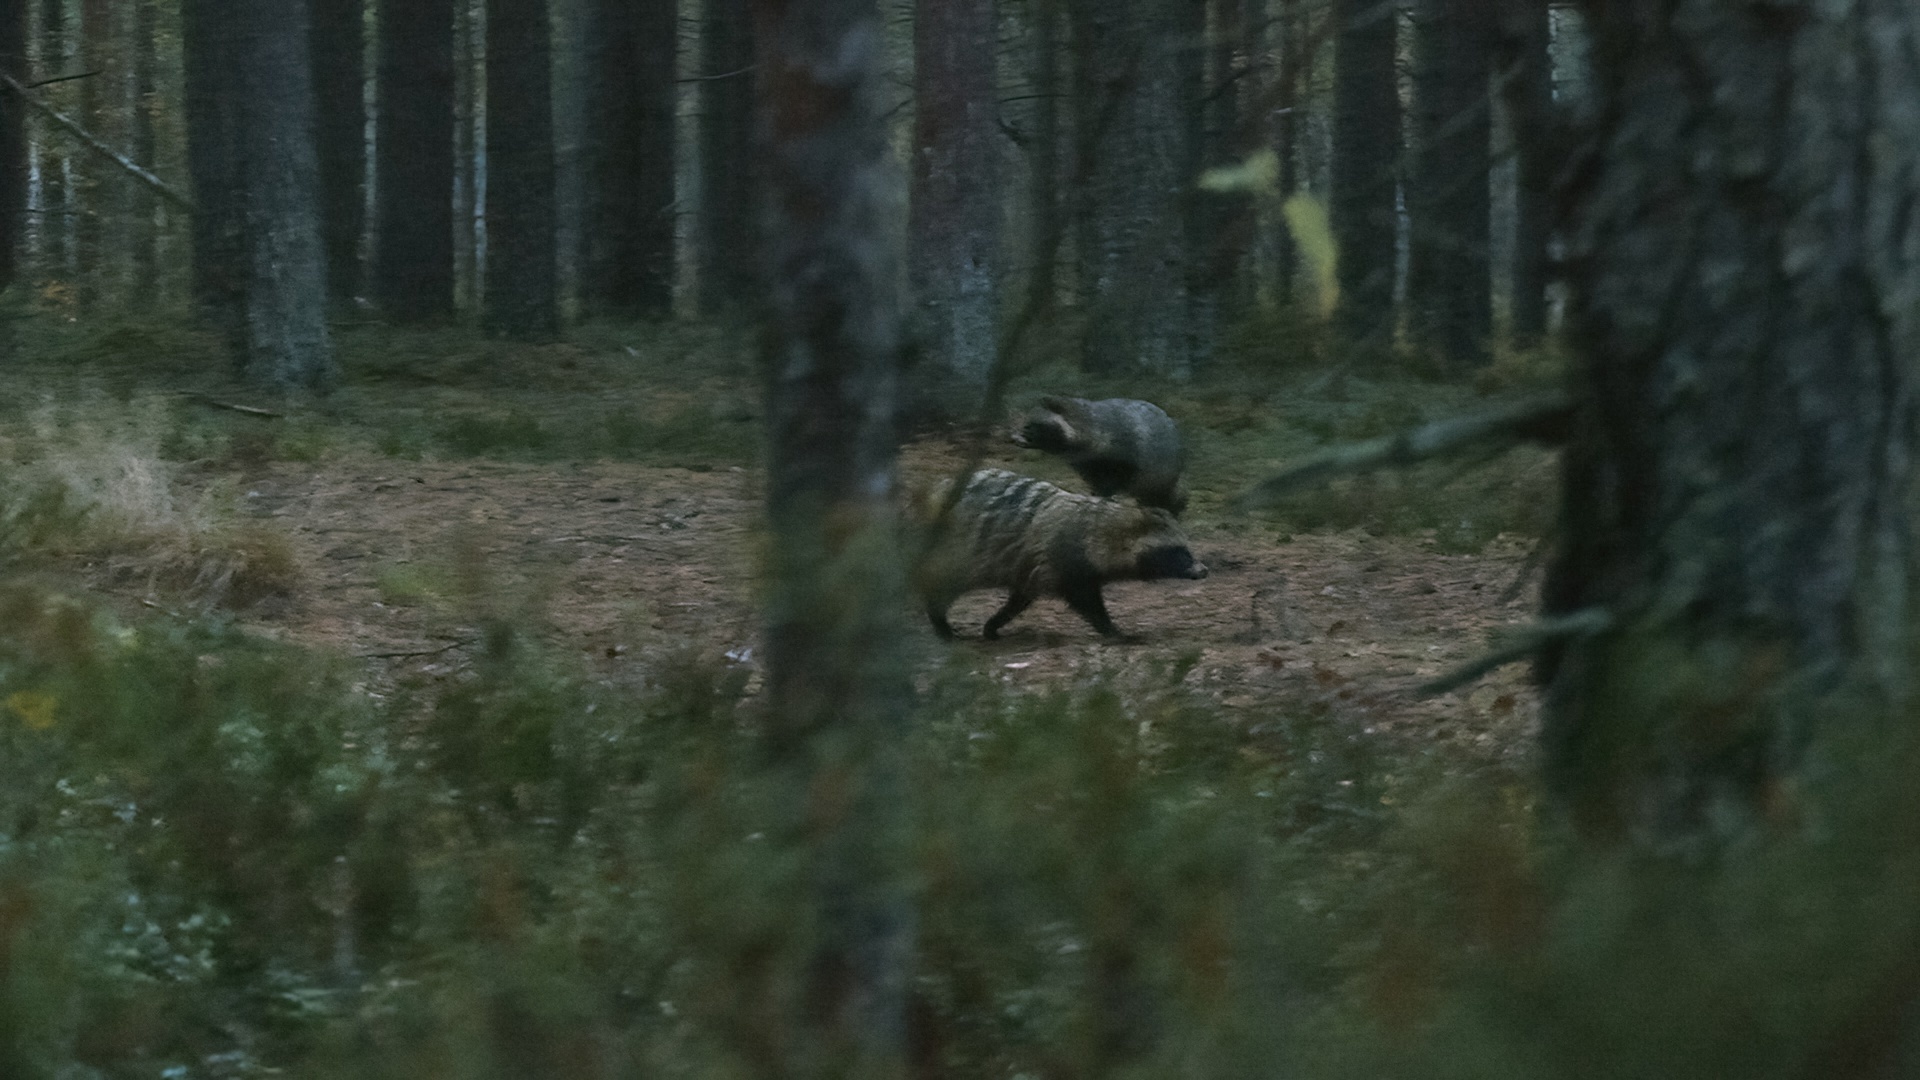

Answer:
[4,1,1920,1078]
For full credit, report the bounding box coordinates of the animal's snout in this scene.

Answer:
[1186,561,1209,580]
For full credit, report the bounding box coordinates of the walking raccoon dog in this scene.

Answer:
[912,468,1207,641]
[1012,396,1190,516]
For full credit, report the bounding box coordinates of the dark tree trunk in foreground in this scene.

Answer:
[33,0,68,277]
[375,0,455,321]
[312,0,365,305]
[697,0,756,314]
[1072,0,1193,378]
[482,0,558,339]
[581,0,676,318]
[1405,0,1491,368]
[235,0,335,390]
[129,0,159,301]
[755,0,913,1073]
[1496,0,1550,343]
[908,0,999,416]
[183,0,244,334]
[0,0,24,292]
[1330,0,1398,349]
[1540,0,1920,842]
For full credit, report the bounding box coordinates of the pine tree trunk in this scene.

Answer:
[1541,0,1920,842]
[236,0,336,390]
[756,0,913,1072]
[34,0,71,281]
[1071,0,1194,378]
[74,0,107,306]
[482,0,557,339]
[1026,0,1060,310]
[452,0,478,310]
[375,0,455,321]
[696,0,756,315]
[128,0,159,303]
[183,0,244,336]
[1263,0,1301,304]
[580,0,675,319]
[311,0,365,305]
[0,0,24,293]
[908,0,999,416]
[1329,0,1397,349]
[1496,0,1550,344]
[1405,0,1490,368]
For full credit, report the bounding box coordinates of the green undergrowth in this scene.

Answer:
[2,307,1557,549]
[2,587,1919,1076]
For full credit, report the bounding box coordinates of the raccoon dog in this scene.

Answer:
[1012,395,1189,516]
[914,469,1207,640]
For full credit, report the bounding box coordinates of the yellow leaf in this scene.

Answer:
[1282,194,1340,316]
[5,690,58,731]
[1197,148,1279,194]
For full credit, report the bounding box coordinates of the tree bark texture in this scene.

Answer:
[1495,0,1550,343]
[1405,0,1491,369]
[32,0,67,277]
[908,0,1000,415]
[0,0,24,292]
[312,0,365,305]
[754,0,914,1073]
[183,0,244,335]
[580,0,675,319]
[482,0,558,339]
[698,0,758,315]
[129,0,159,302]
[1025,0,1060,310]
[1330,0,1397,348]
[1540,0,1920,841]
[73,0,105,304]
[1071,0,1194,378]
[236,0,336,390]
[375,0,455,321]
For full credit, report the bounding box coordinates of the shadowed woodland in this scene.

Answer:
[2,0,1920,1077]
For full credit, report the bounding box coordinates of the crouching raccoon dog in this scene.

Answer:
[1012,395,1189,516]
[912,469,1207,640]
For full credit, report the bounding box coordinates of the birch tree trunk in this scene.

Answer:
[1540,0,1920,843]
[755,0,913,1072]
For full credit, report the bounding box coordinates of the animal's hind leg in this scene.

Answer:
[982,592,1035,640]
[926,598,960,640]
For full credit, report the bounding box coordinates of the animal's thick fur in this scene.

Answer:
[1012,396,1189,515]
[913,469,1207,640]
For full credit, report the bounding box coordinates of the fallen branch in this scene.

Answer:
[0,72,195,212]
[182,393,283,419]
[356,638,476,660]
[1417,607,1612,696]
[1232,389,1572,510]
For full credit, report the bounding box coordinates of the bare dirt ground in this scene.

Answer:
[199,439,1541,761]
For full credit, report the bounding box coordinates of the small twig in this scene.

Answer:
[357,637,476,660]
[181,393,283,419]
[1418,607,1612,697]
[677,62,759,84]
[1497,531,1553,605]
[0,72,195,211]
[1233,390,1572,511]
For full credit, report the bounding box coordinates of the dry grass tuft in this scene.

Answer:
[0,394,300,609]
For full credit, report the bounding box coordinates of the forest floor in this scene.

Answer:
[161,438,1543,765]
